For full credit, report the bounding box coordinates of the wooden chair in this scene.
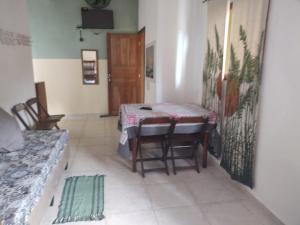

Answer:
[168,117,208,175]
[12,103,56,130]
[26,98,65,129]
[136,117,176,177]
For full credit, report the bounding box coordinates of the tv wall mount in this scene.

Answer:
[85,0,111,9]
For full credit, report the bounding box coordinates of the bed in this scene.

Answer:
[0,130,69,225]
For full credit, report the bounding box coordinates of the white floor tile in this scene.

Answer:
[201,201,261,225]
[77,145,118,156]
[241,198,284,225]
[81,128,107,138]
[105,184,152,215]
[66,151,112,176]
[155,206,210,225]
[172,168,215,183]
[107,211,157,225]
[185,177,246,204]
[142,172,177,185]
[79,137,109,147]
[146,183,196,209]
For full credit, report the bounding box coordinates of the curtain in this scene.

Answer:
[202,0,227,157]
[202,0,227,114]
[202,0,270,187]
[220,0,270,188]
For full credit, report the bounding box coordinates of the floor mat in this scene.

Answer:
[53,175,104,224]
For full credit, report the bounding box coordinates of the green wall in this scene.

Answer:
[28,0,138,59]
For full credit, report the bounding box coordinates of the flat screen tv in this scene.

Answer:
[81,8,114,29]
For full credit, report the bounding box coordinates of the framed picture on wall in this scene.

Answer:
[146,42,155,79]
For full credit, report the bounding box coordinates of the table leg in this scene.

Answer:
[129,138,138,172]
[202,132,209,168]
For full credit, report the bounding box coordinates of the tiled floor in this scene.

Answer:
[40,115,283,225]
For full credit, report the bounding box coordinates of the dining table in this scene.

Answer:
[118,103,216,172]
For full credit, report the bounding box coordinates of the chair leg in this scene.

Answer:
[161,141,167,161]
[170,145,177,175]
[161,141,169,176]
[138,143,145,178]
[193,143,200,173]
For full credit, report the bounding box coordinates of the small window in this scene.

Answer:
[81,49,99,85]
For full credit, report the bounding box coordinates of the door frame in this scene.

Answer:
[107,32,113,115]
[138,27,146,104]
[107,28,146,115]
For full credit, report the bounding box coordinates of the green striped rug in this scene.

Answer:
[53,175,104,224]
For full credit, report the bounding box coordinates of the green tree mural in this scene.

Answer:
[202,26,223,113]
[203,0,270,188]
[221,26,266,188]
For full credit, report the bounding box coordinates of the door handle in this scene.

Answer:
[107,73,112,82]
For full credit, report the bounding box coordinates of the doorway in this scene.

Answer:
[107,28,145,116]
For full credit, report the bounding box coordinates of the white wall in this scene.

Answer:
[0,0,35,112]
[139,0,207,104]
[157,0,207,104]
[254,0,300,225]
[183,2,207,104]
[138,0,158,103]
[33,59,108,115]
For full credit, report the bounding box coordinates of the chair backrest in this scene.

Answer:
[137,117,176,138]
[173,116,208,135]
[26,98,39,118]
[26,97,49,120]
[176,116,207,124]
[11,103,37,130]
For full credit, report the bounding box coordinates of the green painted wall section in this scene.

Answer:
[27,0,138,59]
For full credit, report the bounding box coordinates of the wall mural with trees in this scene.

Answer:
[202,0,270,188]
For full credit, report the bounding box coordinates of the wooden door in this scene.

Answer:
[107,31,145,116]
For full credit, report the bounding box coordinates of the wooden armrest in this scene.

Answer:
[47,115,64,122]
